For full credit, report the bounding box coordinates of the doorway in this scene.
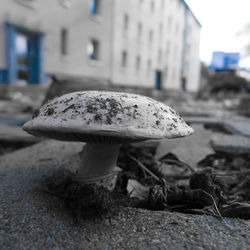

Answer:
[15,33,29,84]
[6,23,44,84]
[155,70,162,90]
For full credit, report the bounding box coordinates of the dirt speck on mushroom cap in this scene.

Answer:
[23,91,193,141]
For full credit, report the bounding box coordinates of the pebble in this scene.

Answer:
[152,239,160,244]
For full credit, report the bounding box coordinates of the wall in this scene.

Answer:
[110,0,201,92]
[111,0,154,87]
[0,0,113,82]
[185,9,201,92]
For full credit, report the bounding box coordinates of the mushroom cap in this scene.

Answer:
[23,91,193,143]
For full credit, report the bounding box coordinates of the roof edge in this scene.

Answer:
[181,0,202,27]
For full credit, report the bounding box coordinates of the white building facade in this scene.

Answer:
[0,0,201,92]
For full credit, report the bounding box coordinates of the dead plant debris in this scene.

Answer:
[37,144,250,223]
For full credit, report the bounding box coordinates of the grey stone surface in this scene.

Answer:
[0,84,47,126]
[224,115,250,137]
[156,124,214,168]
[210,134,250,154]
[0,139,83,172]
[0,123,41,145]
[185,114,250,137]
[167,99,226,118]
[0,140,250,249]
[0,114,31,126]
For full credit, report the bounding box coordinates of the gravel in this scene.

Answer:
[0,140,250,249]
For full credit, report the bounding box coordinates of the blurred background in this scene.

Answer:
[0,0,201,90]
[0,0,250,112]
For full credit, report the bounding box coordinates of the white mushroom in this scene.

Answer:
[23,91,193,190]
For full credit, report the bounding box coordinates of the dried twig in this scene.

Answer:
[184,208,215,217]
[214,170,250,176]
[221,202,250,219]
[160,159,195,173]
[128,187,135,197]
[128,154,160,181]
[159,174,192,180]
[199,189,233,230]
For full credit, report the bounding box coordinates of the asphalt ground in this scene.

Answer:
[0,140,249,249]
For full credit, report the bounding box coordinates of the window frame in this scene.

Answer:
[89,0,101,16]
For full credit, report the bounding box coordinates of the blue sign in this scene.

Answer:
[210,52,240,72]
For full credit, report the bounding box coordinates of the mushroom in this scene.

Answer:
[23,91,193,190]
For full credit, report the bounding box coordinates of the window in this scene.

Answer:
[178,0,183,8]
[89,0,100,15]
[149,30,153,43]
[175,22,179,35]
[168,16,172,31]
[159,23,163,40]
[87,39,100,60]
[61,28,68,55]
[138,22,142,37]
[161,0,164,8]
[187,25,192,36]
[172,68,176,81]
[158,49,162,64]
[124,14,129,30]
[16,0,39,9]
[159,23,163,33]
[164,65,168,79]
[150,0,155,12]
[60,0,72,8]
[136,56,141,70]
[166,40,170,55]
[121,51,127,67]
[173,45,178,61]
[147,59,152,72]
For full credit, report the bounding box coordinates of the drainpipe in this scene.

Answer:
[181,6,188,82]
[109,0,115,85]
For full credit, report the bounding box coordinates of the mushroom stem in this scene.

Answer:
[78,143,121,180]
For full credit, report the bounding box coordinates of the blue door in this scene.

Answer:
[16,33,29,83]
[155,71,162,90]
[5,23,44,84]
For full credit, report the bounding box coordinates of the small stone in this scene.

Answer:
[211,134,250,154]
[152,239,160,244]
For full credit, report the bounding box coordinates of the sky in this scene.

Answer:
[185,0,250,68]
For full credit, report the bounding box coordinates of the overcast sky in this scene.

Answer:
[185,0,250,67]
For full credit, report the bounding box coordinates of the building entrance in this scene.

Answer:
[5,23,43,84]
[155,70,162,90]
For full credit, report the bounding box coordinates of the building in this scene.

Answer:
[0,0,201,92]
